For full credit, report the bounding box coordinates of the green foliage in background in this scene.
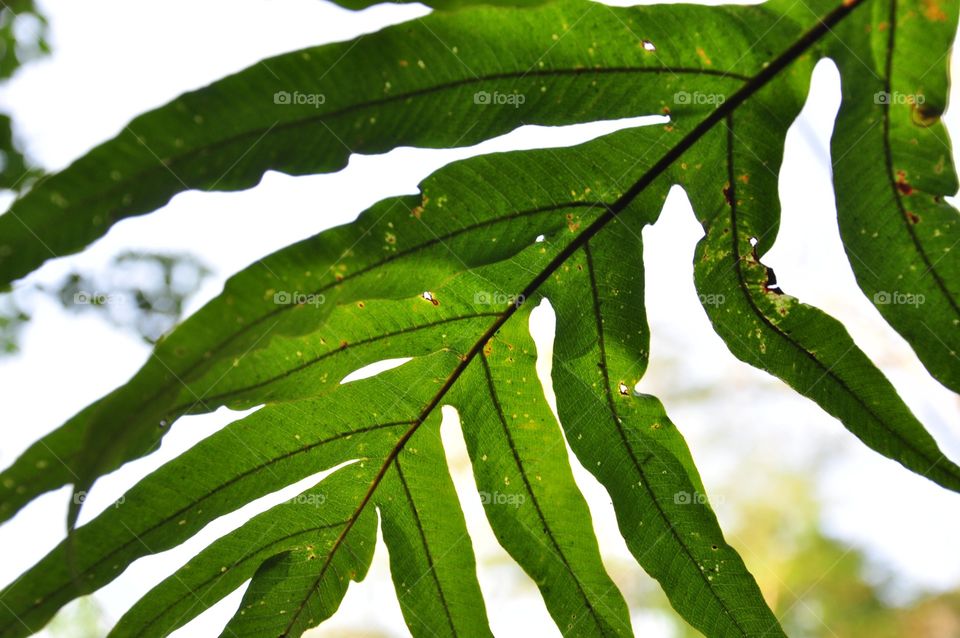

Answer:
[0,0,47,190]
[0,0,958,635]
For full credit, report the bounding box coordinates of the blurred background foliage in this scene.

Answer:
[0,2,210,353]
[0,0,48,191]
[0,251,211,355]
[44,251,211,343]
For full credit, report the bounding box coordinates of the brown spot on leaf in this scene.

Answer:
[912,102,942,127]
[723,183,734,207]
[922,0,948,21]
[907,211,921,224]
[896,170,914,196]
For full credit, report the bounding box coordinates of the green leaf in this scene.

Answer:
[6,0,958,636]
[829,0,960,392]
[377,413,492,636]
[0,0,782,289]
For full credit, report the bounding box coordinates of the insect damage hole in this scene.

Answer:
[340,357,413,384]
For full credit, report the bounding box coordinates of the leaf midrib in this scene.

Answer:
[393,457,460,636]
[480,353,614,636]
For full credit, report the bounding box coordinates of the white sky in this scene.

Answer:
[1,0,959,636]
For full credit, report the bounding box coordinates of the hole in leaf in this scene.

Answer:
[340,357,412,384]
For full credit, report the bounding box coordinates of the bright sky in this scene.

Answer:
[1,0,959,636]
